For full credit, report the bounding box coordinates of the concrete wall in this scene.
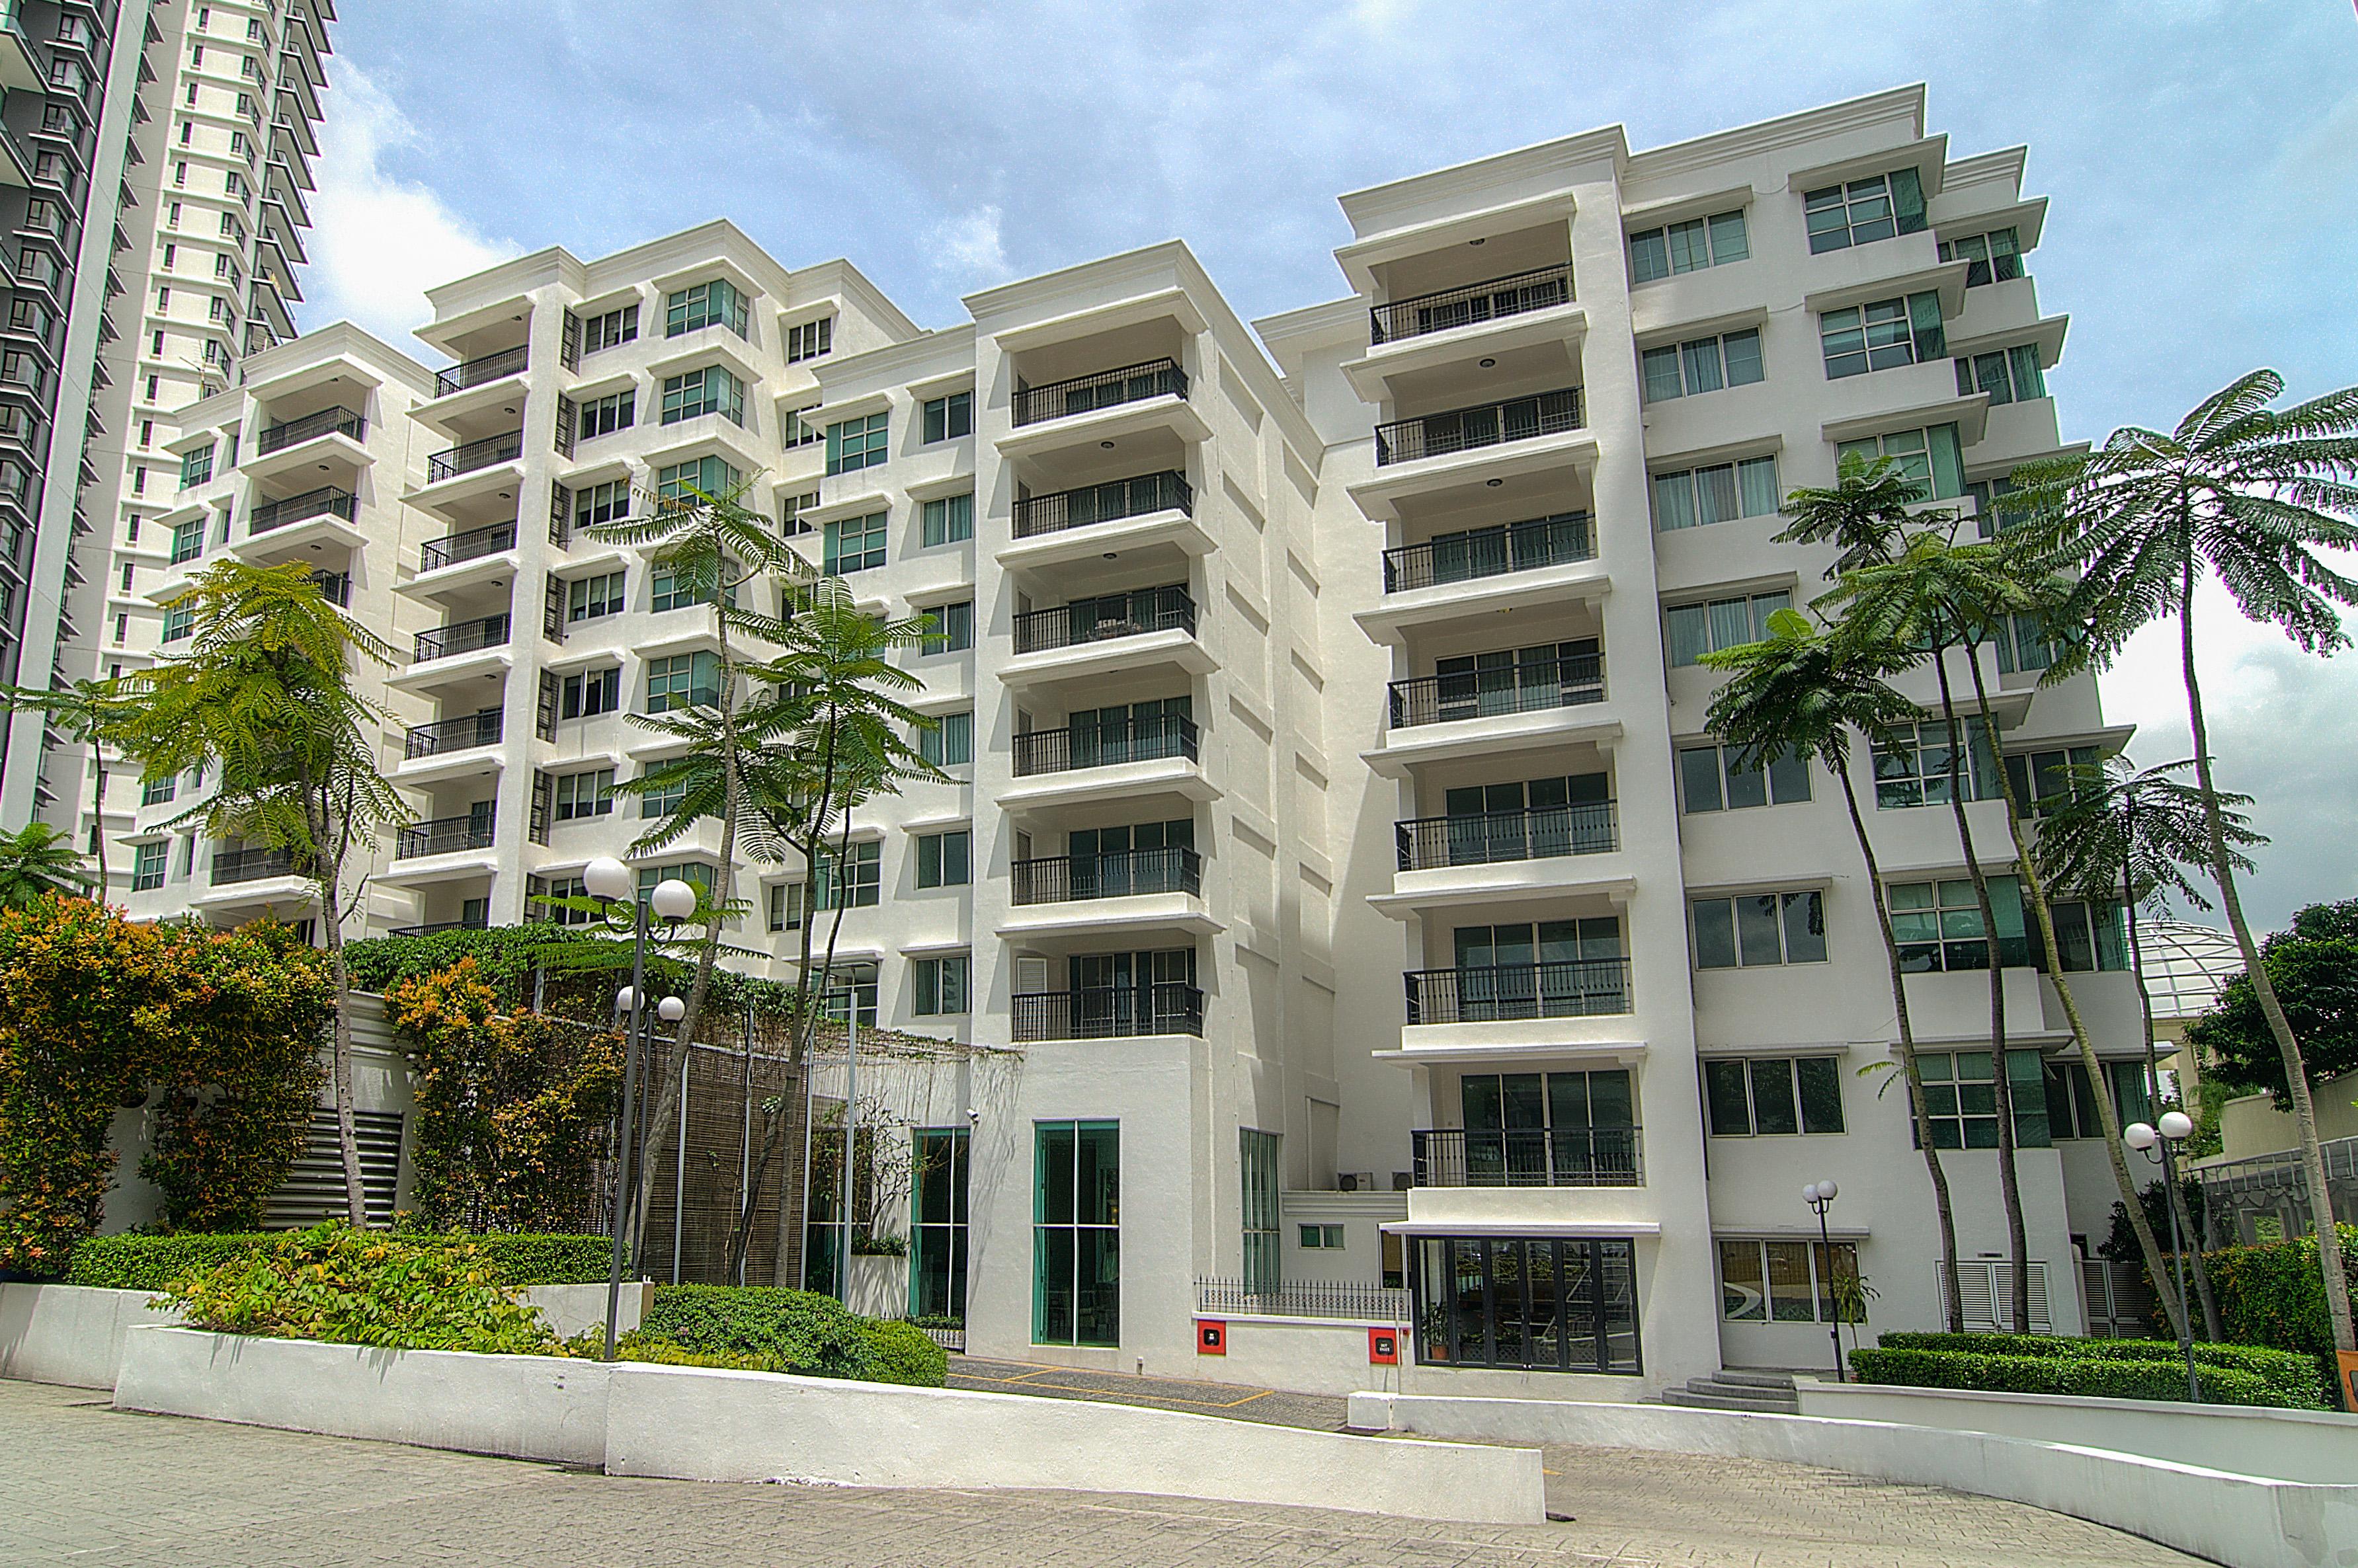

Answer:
[1185,1313,1412,1398]
[0,1284,183,1389]
[1350,1392,2358,1568]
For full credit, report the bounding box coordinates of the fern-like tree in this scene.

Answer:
[1,677,136,898]
[106,559,405,1226]
[0,822,96,912]
[2018,368,2358,1352]
[1701,606,1966,1331]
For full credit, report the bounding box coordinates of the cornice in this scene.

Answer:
[1625,84,1927,184]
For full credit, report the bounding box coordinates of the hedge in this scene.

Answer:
[858,1317,950,1388]
[2204,1226,2358,1360]
[1850,1345,2320,1409]
[1873,1331,2327,1407]
[631,1284,948,1388]
[65,1230,612,1292]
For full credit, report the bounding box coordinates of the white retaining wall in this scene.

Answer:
[1348,1392,2358,1568]
[0,1284,183,1388]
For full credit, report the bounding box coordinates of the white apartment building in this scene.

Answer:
[109,86,2162,1399]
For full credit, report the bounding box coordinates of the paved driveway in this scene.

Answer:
[3,1379,2199,1567]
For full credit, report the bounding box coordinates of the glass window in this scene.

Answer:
[1804,168,1927,253]
[577,389,633,439]
[1887,876,2035,972]
[644,650,720,714]
[823,512,887,574]
[659,366,744,426]
[826,411,889,475]
[132,842,167,891]
[816,960,880,1027]
[786,316,833,362]
[1678,742,1810,813]
[784,409,822,450]
[777,489,821,538]
[811,840,881,910]
[170,519,204,565]
[1873,719,2000,809]
[1665,590,1790,666]
[922,391,973,443]
[1939,227,2026,288]
[553,769,614,820]
[567,570,625,622]
[916,829,971,888]
[665,277,747,338]
[1820,292,1944,379]
[1719,1237,1859,1323]
[163,605,195,642]
[922,492,974,546]
[915,955,971,1015]
[910,1127,969,1321]
[2002,744,2100,818]
[582,303,638,353]
[920,710,973,767]
[639,773,687,818]
[766,880,805,933]
[1455,1069,1637,1186]
[1691,892,1826,968]
[1703,1056,1845,1135]
[1916,1049,2051,1148]
[1652,456,1779,531]
[655,456,740,512]
[575,479,631,531]
[1299,1223,1346,1249]
[1641,329,1765,403]
[1240,1128,1281,1294]
[651,558,727,613]
[1034,1120,1120,1347]
[1954,344,2047,407]
[179,444,214,487]
[1410,1236,1640,1374]
[561,666,621,719]
[928,600,973,653]
[1629,208,1748,283]
[1836,424,1967,501]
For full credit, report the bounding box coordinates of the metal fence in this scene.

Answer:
[1369,263,1573,345]
[1194,1277,1410,1322]
[1012,358,1186,426]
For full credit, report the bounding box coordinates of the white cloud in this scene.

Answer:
[929,204,1014,292]
[304,65,518,354]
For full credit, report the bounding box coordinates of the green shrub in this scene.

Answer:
[66,1228,612,1292]
[2205,1226,2358,1357]
[1872,1331,2326,1407]
[639,1284,874,1380]
[159,1220,557,1355]
[1850,1345,2318,1409]
[858,1317,949,1387]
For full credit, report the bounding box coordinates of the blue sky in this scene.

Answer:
[304,0,2358,929]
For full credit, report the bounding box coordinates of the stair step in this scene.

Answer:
[1713,1369,1799,1391]
[1664,1382,1799,1413]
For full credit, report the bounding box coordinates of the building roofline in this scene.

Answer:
[1624,83,1928,184]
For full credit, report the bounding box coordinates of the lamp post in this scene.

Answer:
[2125,1110,2201,1402]
[585,856,698,1362]
[1804,1180,1844,1382]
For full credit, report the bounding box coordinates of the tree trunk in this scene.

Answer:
[1838,756,1964,1331]
[88,744,107,903]
[2124,845,2222,1340]
[2179,556,2354,1351]
[319,859,366,1228]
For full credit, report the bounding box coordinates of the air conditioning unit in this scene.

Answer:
[1391,1171,1412,1192]
[1336,1171,1375,1193]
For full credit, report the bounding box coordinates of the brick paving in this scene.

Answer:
[3,1378,2200,1566]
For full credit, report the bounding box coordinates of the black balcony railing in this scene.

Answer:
[212,846,298,885]
[427,430,524,484]
[1011,586,1196,655]
[395,812,496,860]
[403,709,503,760]
[1012,470,1192,539]
[1405,958,1632,1024]
[433,344,527,398]
[1012,713,1198,776]
[1396,801,1617,872]
[255,405,364,455]
[1012,983,1205,1041]
[387,917,490,939]
[1012,357,1186,427]
[311,570,352,608]
[249,485,356,535]
[1012,845,1202,905]
[413,613,510,663]
[1369,263,1575,346]
[1374,386,1584,466]
[419,520,517,572]
[1410,1126,1643,1188]
[1383,511,1594,593]
[1388,650,1604,728]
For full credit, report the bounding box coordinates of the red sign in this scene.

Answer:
[1368,1327,1399,1365]
[1197,1319,1227,1355]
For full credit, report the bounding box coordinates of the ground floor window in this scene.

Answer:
[1240,1128,1281,1293]
[1411,1236,1640,1374]
[911,1126,969,1323]
[1717,1237,1861,1323]
[1034,1120,1119,1346]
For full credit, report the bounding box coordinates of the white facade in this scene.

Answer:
[103,86,2161,1397]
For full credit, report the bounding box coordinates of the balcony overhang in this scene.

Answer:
[998,627,1218,690]
[994,506,1211,571]
[1376,1023,1647,1068]
[247,355,386,403]
[1381,1217,1662,1239]
[994,393,1210,461]
[1362,707,1623,779]
[387,647,513,693]
[1945,309,2070,369]
[1369,861,1635,920]
[1347,429,1598,524]
[1340,302,1588,404]
[997,755,1220,814]
[188,875,316,912]
[375,850,501,888]
[1801,257,1970,325]
[397,548,519,601]
[1820,393,1990,451]
[406,459,527,518]
[391,746,506,786]
[415,373,530,440]
[995,893,1223,941]
[1354,557,1611,647]
[989,286,1209,356]
[1333,190,1579,295]
[643,333,767,389]
[241,430,372,484]
[229,514,368,564]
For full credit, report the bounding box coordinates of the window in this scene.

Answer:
[1678,742,1810,813]
[786,316,833,363]
[825,412,888,475]
[1820,293,1944,379]
[823,512,887,573]
[561,667,620,718]
[778,490,820,537]
[577,389,633,438]
[1719,1237,1859,1323]
[645,651,720,713]
[1447,919,1626,1020]
[1955,344,2047,407]
[132,842,167,891]
[581,303,639,352]
[817,960,879,1027]
[916,829,971,888]
[179,444,214,487]
[1837,424,1966,500]
[142,774,176,806]
[1629,209,1748,282]
[784,409,821,450]
[921,391,972,443]
[1939,227,2025,288]
[765,881,804,933]
[575,479,631,531]
[651,559,723,613]
[169,519,204,565]
[1299,1224,1345,1249]
[1873,719,2000,809]
[920,710,972,767]
[1239,1128,1281,1293]
[665,278,747,338]
[2003,744,2099,818]
[1412,1236,1639,1373]
[660,366,744,426]
[812,840,881,910]
[928,600,973,653]
[1640,328,1764,402]
[553,769,614,820]
[1887,876,2032,972]
[2048,898,2130,974]
[1691,891,1827,969]
[567,570,625,623]
[1035,1120,1119,1347]
[1916,1049,2051,1148]
[639,773,687,818]
[921,492,973,545]
[915,955,971,1015]
[1455,1070,1637,1183]
[1652,455,1780,531]
[1664,590,1791,667]
[655,456,739,512]
[163,605,195,642]
[1990,609,2062,674]
[1804,169,1928,253]
[2045,1060,2151,1140]
[1704,1056,1844,1135]
[911,1126,969,1321]
[1968,475,2033,540]
[637,861,717,908]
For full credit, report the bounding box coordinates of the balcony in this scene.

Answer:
[212,846,299,886]
[395,813,496,861]
[249,486,356,535]
[1012,845,1202,905]
[1013,586,1196,654]
[387,917,489,939]
[434,345,527,399]
[404,709,503,760]
[1409,1125,1643,1188]
[1383,512,1592,594]
[1370,264,1574,346]
[1012,713,1198,776]
[418,520,518,574]
[256,406,364,455]
[1375,387,1583,467]
[414,613,510,663]
[1012,982,1204,1041]
[426,430,524,484]
[1013,471,1192,540]
[1388,651,1604,729]
[1013,358,1186,427]
[1395,801,1617,872]
[1404,958,1632,1024]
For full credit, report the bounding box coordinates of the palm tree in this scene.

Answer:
[2038,757,2263,1341]
[2019,368,2358,1352]
[0,822,97,910]
[1701,608,1966,1331]
[3,678,136,898]
[108,559,405,1226]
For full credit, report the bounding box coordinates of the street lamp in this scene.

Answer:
[2125,1109,2201,1402]
[587,856,698,1361]
[1804,1180,1844,1382]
